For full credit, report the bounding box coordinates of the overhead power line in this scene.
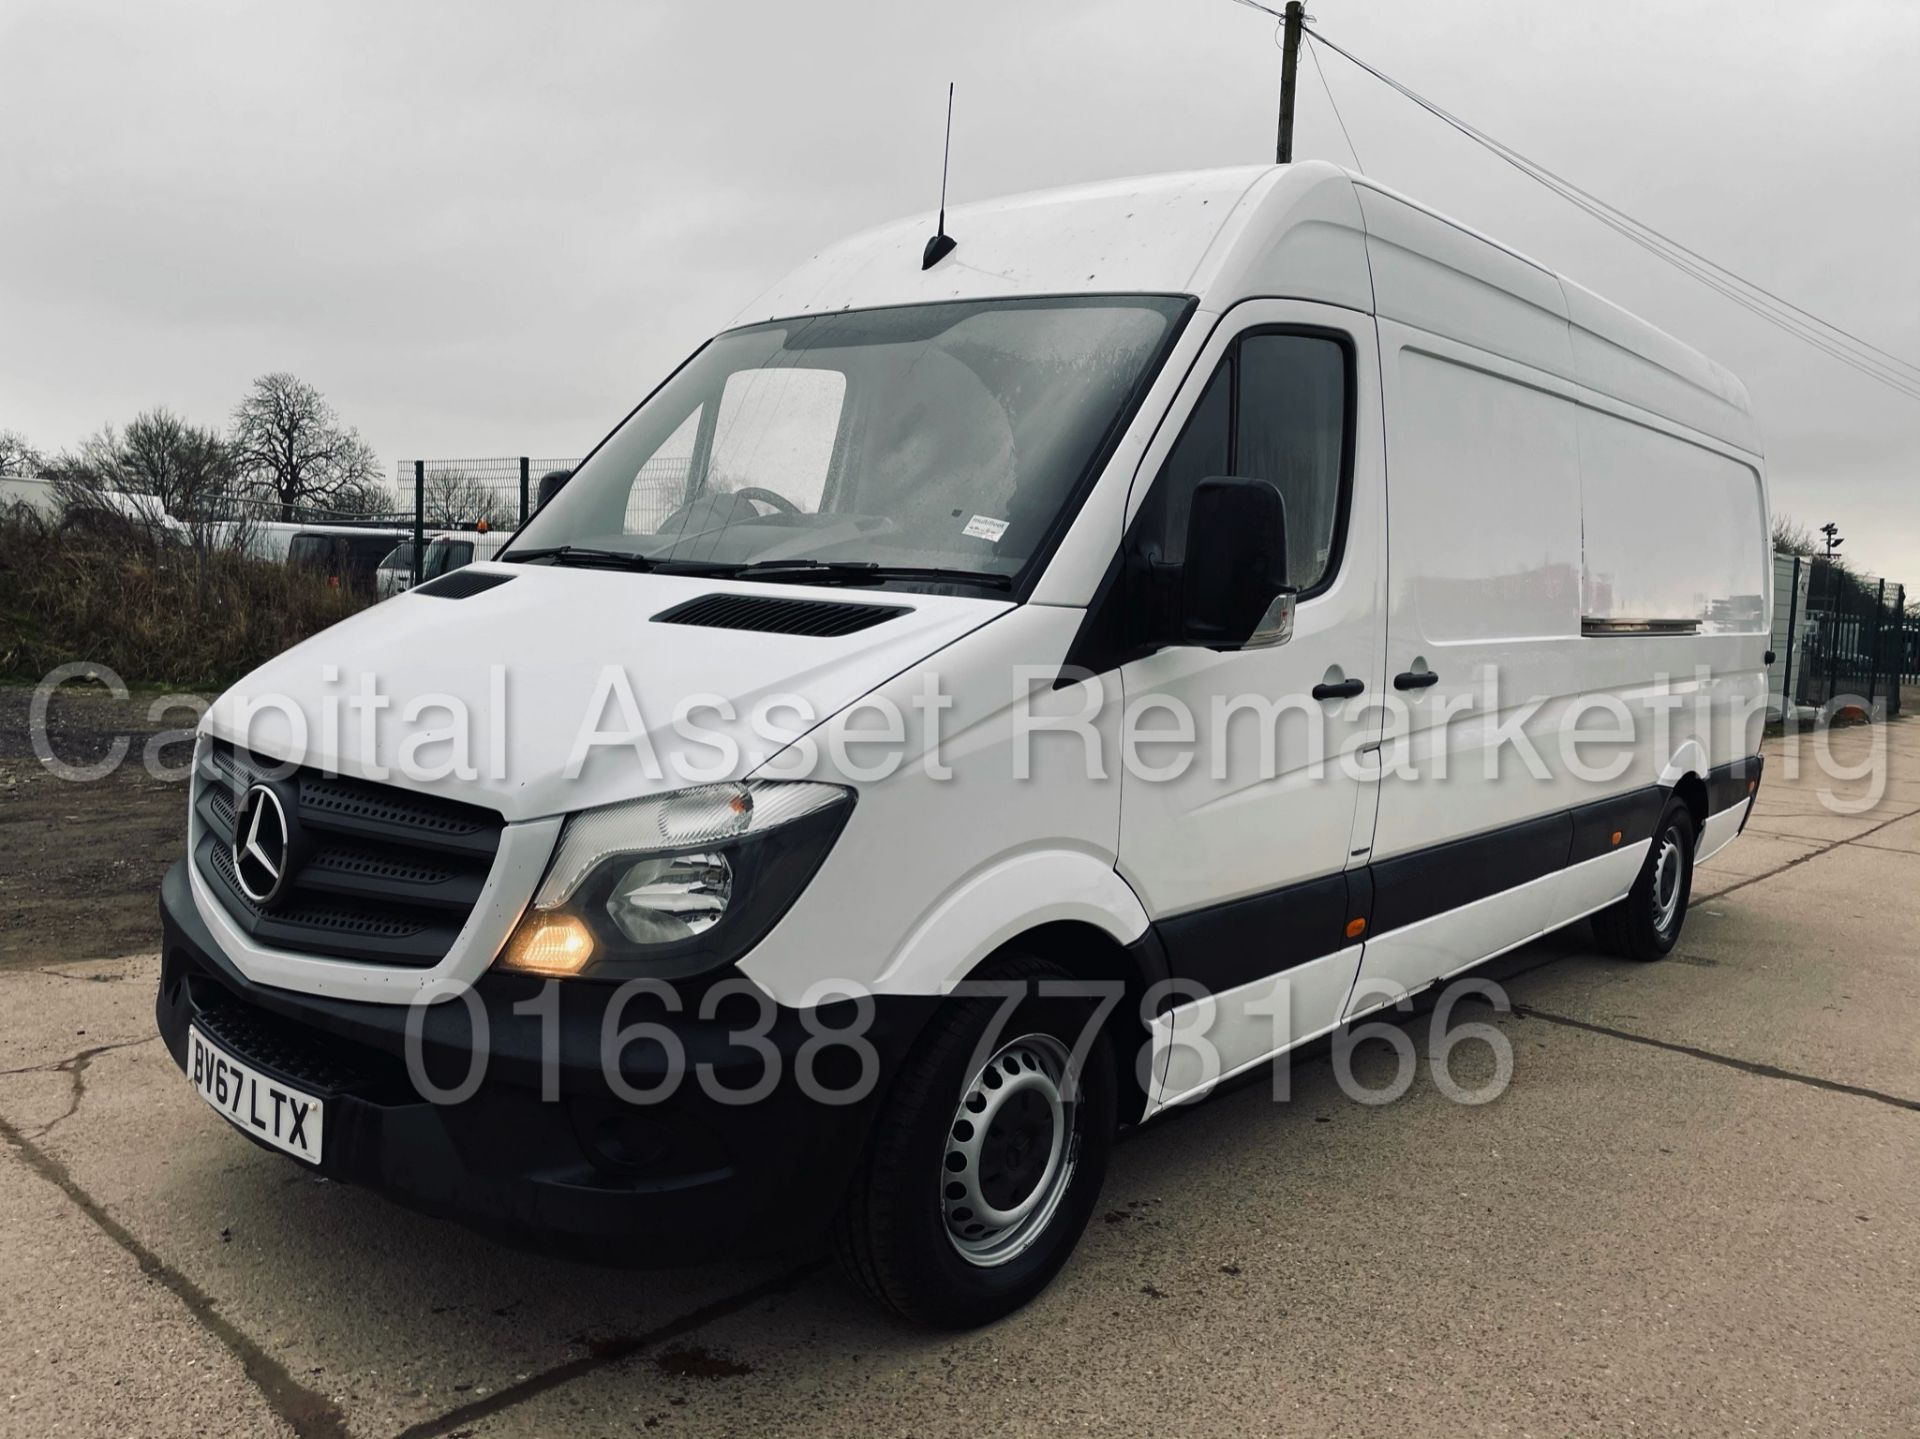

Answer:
[1304,34,1364,173]
[1299,24,1920,404]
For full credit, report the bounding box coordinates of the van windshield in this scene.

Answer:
[506,295,1187,590]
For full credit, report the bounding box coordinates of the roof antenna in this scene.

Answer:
[922,83,958,270]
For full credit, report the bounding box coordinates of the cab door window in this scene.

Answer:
[1136,330,1353,596]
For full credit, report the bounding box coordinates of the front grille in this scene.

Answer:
[296,773,496,836]
[306,845,460,887]
[193,740,504,967]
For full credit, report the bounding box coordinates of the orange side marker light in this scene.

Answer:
[1345,917,1367,940]
[1610,830,1623,846]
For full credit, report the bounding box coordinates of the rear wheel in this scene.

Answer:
[1593,798,1696,961]
[833,954,1116,1328]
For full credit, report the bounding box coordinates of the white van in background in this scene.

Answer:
[376,530,515,599]
[0,474,60,518]
[375,540,417,599]
[422,528,511,577]
[158,162,1768,1327]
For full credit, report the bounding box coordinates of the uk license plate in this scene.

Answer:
[187,1025,324,1165]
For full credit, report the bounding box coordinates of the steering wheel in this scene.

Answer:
[732,486,801,516]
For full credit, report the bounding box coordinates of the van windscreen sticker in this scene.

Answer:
[963,515,1009,543]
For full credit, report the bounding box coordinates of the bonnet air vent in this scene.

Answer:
[415,570,515,599]
[652,593,909,638]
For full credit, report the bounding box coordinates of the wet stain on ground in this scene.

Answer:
[579,1333,640,1362]
[654,1344,754,1381]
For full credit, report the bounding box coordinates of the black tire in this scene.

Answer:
[832,953,1117,1328]
[1593,798,1696,962]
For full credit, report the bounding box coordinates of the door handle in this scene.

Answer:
[1312,678,1365,700]
[1393,670,1439,690]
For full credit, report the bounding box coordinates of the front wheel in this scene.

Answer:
[833,955,1116,1328]
[1593,798,1696,961]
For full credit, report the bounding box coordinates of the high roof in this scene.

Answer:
[729,162,1371,324]
[730,159,1756,453]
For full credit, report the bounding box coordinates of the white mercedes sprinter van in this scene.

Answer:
[158,162,1770,1327]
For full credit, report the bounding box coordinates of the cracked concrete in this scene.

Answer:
[0,1134,300,1439]
[2,718,1917,1437]
[5,1035,160,1141]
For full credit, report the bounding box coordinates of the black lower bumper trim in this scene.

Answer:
[156,859,933,1265]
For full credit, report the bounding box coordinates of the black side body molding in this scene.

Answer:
[1147,766,1758,992]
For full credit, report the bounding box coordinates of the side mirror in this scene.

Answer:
[1180,477,1294,650]
[535,469,573,511]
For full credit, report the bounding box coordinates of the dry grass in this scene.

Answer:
[0,505,369,688]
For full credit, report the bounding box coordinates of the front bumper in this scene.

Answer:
[156,859,933,1264]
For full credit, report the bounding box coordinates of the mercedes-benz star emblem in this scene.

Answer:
[233,784,292,905]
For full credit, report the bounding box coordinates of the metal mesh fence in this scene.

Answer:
[395,457,580,532]
[625,454,688,533]
[392,456,581,583]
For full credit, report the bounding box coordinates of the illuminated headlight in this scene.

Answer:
[497,781,852,981]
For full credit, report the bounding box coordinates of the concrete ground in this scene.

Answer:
[3,721,1917,1439]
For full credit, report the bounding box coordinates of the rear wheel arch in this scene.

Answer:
[1670,771,1708,834]
[1593,793,1697,961]
[1658,740,1709,831]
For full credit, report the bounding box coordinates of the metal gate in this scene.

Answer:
[1786,555,1906,717]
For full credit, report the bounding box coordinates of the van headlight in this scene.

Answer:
[497,781,853,980]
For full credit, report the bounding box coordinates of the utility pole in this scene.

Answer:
[1276,1,1305,163]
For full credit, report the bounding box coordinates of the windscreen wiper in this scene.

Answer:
[503,545,663,571]
[719,559,1014,591]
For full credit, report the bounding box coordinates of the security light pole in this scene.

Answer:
[1821,521,1843,566]
[1818,521,1845,702]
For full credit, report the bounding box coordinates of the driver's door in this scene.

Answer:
[1117,300,1386,1105]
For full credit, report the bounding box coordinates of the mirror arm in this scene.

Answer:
[1121,546,1184,657]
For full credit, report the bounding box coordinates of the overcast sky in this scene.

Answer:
[4,0,1917,580]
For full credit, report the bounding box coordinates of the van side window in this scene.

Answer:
[1236,334,1348,593]
[1135,330,1351,594]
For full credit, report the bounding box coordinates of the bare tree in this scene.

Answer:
[44,426,137,513]
[331,476,399,518]
[118,408,237,519]
[0,429,46,478]
[231,373,381,521]
[1771,512,1817,557]
[421,468,509,527]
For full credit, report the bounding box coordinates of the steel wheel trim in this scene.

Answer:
[941,1033,1080,1268]
[1652,827,1684,933]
